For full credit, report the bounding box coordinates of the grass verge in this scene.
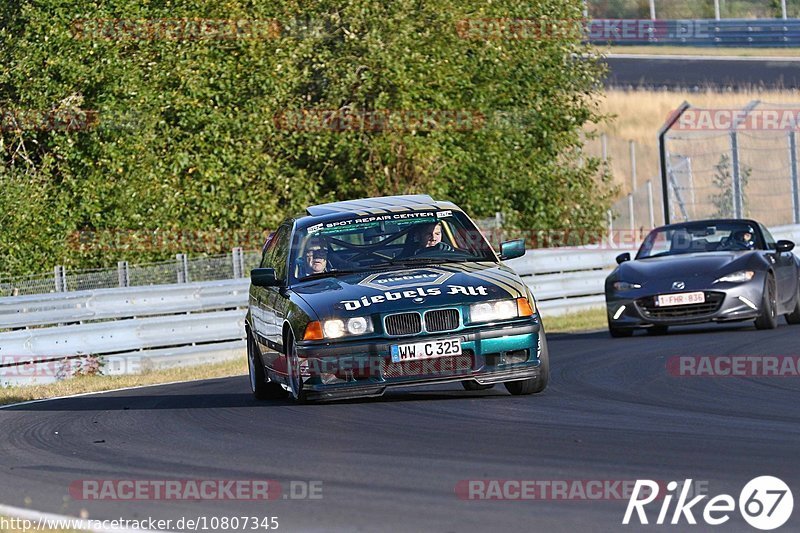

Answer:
[543,307,607,333]
[0,356,246,407]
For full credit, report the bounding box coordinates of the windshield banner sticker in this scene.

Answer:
[340,285,489,311]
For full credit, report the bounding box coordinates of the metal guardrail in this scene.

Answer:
[588,19,800,47]
[2,225,799,384]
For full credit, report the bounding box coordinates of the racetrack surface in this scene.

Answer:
[604,55,800,90]
[2,321,799,532]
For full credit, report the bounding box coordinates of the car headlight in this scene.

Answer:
[322,317,374,339]
[613,281,642,291]
[470,298,534,323]
[714,270,755,284]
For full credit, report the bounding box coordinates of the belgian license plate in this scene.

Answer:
[390,338,462,362]
[657,292,705,307]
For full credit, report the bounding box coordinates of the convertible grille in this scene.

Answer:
[385,312,422,336]
[424,309,460,333]
[637,292,725,319]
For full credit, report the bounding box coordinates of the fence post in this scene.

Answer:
[54,265,67,292]
[782,0,788,19]
[601,133,608,162]
[117,261,129,288]
[628,193,635,242]
[646,179,655,230]
[790,130,799,224]
[714,0,721,20]
[232,247,244,278]
[176,254,189,283]
[607,209,614,247]
[649,0,656,20]
[730,130,742,218]
[629,140,637,192]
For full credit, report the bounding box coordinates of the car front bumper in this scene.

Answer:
[294,319,545,401]
[606,278,764,329]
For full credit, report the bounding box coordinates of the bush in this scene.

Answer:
[0,0,612,276]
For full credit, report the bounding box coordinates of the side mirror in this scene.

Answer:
[776,240,795,253]
[499,239,526,260]
[616,252,631,264]
[251,268,279,287]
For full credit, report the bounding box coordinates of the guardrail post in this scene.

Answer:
[176,254,189,283]
[54,265,67,292]
[790,130,799,224]
[232,247,244,278]
[117,261,129,288]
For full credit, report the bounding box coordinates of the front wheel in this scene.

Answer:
[504,332,549,395]
[785,278,800,325]
[285,333,308,403]
[755,275,778,330]
[247,329,286,400]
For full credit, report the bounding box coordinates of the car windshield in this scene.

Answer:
[636,222,762,259]
[290,210,497,282]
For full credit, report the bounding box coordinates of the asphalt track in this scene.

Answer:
[1,320,800,533]
[605,54,800,90]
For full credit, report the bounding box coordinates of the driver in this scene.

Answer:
[298,237,329,277]
[732,229,755,250]
[413,222,454,254]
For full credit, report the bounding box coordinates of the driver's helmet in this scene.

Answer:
[732,228,755,249]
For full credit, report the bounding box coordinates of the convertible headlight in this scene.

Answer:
[322,317,373,339]
[470,298,532,323]
[714,270,755,284]
[613,281,642,291]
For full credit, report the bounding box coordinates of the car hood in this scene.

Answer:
[619,251,752,281]
[290,262,528,320]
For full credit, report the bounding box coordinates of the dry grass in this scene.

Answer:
[0,356,246,407]
[543,307,607,333]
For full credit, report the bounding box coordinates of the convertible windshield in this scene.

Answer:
[291,210,496,281]
[636,222,762,259]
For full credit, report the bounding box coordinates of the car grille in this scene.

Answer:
[384,312,423,336]
[382,354,474,379]
[424,309,460,333]
[636,292,725,319]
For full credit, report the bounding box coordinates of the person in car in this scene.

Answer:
[732,229,755,250]
[298,237,329,277]
[412,222,454,254]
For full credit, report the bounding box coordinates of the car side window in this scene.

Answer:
[259,231,277,268]
[760,224,777,250]
[271,225,292,283]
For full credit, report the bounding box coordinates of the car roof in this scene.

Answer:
[300,195,460,223]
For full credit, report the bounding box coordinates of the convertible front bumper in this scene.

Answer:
[294,319,545,401]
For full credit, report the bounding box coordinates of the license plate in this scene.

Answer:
[656,292,706,307]
[390,338,462,362]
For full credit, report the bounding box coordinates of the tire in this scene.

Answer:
[247,329,286,400]
[285,333,308,403]
[609,325,633,338]
[785,279,800,325]
[461,381,494,391]
[646,325,668,336]
[504,330,550,395]
[755,274,778,330]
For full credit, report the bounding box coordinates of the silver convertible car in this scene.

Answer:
[605,219,800,337]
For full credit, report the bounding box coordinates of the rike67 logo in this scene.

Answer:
[624,477,793,530]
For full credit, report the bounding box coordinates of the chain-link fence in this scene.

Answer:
[0,249,259,297]
[661,101,800,227]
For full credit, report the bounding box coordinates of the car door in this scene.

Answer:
[256,224,292,370]
[250,232,277,354]
[761,224,797,310]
